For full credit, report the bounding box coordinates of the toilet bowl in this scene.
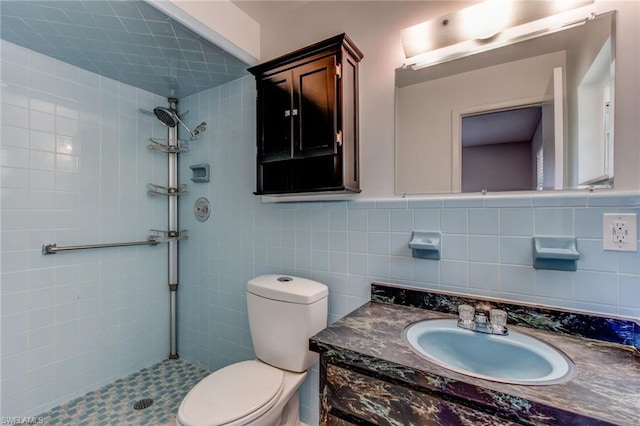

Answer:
[175,275,328,426]
[176,360,307,426]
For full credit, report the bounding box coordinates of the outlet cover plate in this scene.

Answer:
[603,213,638,251]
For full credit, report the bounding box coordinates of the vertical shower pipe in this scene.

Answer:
[167,98,179,359]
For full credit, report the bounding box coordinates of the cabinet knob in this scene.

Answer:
[284,110,291,117]
[336,130,343,146]
[291,109,298,116]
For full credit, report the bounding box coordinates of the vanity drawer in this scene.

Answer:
[324,363,520,426]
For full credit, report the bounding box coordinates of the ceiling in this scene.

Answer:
[231,1,311,25]
[0,0,249,98]
[462,106,542,148]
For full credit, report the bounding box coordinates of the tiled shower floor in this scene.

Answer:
[37,359,210,426]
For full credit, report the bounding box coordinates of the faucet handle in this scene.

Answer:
[458,304,475,325]
[489,309,508,332]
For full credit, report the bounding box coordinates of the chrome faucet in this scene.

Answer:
[457,304,508,335]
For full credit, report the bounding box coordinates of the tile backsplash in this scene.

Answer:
[371,283,640,348]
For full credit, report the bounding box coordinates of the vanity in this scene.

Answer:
[309,283,640,425]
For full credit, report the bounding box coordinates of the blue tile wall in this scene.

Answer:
[177,76,639,425]
[1,41,170,417]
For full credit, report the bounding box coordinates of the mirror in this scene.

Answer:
[395,11,615,195]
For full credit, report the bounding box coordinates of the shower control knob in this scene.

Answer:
[194,197,211,222]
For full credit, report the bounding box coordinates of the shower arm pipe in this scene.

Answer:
[173,114,196,140]
[42,239,159,255]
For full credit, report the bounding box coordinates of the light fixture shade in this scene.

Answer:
[402,0,593,59]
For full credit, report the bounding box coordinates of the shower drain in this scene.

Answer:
[133,398,154,410]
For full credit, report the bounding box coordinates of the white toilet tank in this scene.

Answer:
[247,275,328,373]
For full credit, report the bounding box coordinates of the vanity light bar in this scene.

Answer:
[402,0,593,58]
[403,0,597,71]
[407,9,595,71]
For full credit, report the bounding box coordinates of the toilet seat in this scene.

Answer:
[177,360,285,426]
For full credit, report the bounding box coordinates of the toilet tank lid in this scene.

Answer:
[247,275,328,304]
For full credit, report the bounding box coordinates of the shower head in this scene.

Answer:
[191,122,207,140]
[153,106,196,139]
[153,107,178,128]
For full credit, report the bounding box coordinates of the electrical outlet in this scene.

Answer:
[603,213,638,251]
[612,221,628,243]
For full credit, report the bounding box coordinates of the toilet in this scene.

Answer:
[176,275,328,426]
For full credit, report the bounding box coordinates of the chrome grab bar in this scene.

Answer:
[42,239,159,255]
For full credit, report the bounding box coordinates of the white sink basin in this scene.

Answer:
[403,319,576,385]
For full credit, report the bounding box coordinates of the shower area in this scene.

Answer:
[0,0,255,420]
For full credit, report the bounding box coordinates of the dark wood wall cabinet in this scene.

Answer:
[248,34,363,196]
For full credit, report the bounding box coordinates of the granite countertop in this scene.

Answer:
[310,300,640,425]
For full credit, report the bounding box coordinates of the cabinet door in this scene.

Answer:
[258,71,293,162]
[323,363,522,426]
[293,56,337,159]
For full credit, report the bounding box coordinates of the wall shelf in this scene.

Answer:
[409,231,441,260]
[147,137,189,153]
[533,237,580,271]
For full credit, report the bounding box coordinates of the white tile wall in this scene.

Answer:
[176,75,640,425]
[1,41,171,417]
